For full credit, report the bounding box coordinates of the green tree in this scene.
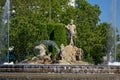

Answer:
[117,44,120,61]
[75,0,112,64]
[0,0,113,64]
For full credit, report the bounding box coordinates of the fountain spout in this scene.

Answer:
[0,0,10,63]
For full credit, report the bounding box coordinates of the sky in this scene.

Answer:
[87,0,120,32]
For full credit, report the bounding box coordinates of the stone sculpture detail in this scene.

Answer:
[34,44,46,56]
[21,20,87,65]
[59,45,83,64]
[65,20,76,45]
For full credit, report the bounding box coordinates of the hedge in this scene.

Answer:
[10,22,67,61]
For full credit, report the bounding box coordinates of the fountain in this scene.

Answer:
[105,0,120,66]
[0,0,120,80]
[0,0,10,64]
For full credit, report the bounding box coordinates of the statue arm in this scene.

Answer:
[74,25,76,34]
[65,25,69,30]
[75,28,77,34]
[74,25,77,38]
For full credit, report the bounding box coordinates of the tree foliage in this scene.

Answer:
[117,44,120,61]
[0,0,114,64]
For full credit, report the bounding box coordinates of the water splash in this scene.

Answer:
[0,0,10,63]
[106,0,117,62]
[2,0,10,24]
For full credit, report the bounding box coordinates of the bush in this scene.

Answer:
[10,20,67,61]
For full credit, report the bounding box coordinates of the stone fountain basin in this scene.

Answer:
[0,64,120,74]
[0,64,120,79]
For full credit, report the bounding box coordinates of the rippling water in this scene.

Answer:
[0,78,120,80]
[1,76,120,80]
